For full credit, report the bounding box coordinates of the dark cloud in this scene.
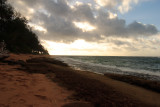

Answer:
[9,0,158,42]
[127,21,158,36]
[72,4,95,22]
[95,11,127,36]
[44,0,71,17]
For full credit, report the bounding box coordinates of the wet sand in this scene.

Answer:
[0,54,160,107]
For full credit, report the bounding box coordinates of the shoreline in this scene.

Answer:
[1,54,160,106]
[55,56,160,82]
[54,58,160,93]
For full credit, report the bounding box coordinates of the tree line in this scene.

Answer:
[0,0,48,54]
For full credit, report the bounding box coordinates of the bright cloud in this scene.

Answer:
[42,34,160,56]
[95,0,139,13]
[108,11,117,19]
[95,0,117,7]
[28,23,47,33]
[118,0,138,13]
[42,39,108,55]
[73,22,96,32]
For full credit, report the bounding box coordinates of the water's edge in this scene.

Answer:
[54,56,160,81]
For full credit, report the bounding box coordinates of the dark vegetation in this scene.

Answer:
[0,0,48,54]
[22,57,146,107]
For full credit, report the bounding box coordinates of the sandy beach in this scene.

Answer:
[0,54,74,107]
[0,54,160,107]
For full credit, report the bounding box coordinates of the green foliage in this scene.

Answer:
[0,0,48,54]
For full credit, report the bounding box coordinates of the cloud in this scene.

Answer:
[8,0,158,43]
[94,0,138,13]
[105,34,160,53]
[127,21,158,36]
[71,4,95,23]
[94,10,158,38]
[42,34,160,56]
[94,0,118,8]
[118,0,138,13]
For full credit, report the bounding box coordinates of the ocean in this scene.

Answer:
[55,56,160,81]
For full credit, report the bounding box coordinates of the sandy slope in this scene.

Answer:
[77,71,160,106]
[0,54,72,107]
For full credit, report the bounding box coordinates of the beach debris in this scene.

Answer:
[0,40,9,59]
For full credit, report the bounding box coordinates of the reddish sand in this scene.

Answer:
[0,54,72,107]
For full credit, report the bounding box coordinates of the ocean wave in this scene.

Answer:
[55,56,160,81]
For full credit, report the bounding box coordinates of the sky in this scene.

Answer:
[8,0,160,56]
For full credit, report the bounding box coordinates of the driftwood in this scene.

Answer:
[0,41,9,60]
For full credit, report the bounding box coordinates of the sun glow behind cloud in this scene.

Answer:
[41,34,160,56]
[73,22,96,32]
[42,39,108,55]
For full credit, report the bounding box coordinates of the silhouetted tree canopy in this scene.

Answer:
[0,0,48,54]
